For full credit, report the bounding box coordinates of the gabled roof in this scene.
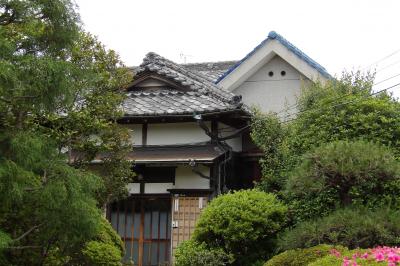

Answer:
[216,31,331,90]
[123,53,244,117]
[134,52,241,103]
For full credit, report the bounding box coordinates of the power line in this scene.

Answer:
[281,82,400,124]
[374,73,400,86]
[376,59,400,73]
[362,48,400,71]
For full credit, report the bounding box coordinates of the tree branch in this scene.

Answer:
[6,245,42,250]
[13,224,43,242]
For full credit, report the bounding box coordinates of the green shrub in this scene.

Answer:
[174,240,233,266]
[285,140,400,222]
[278,207,400,251]
[264,244,346,266]
[82,241,122,266]
[81,217,124,265]
[192,189,288,265]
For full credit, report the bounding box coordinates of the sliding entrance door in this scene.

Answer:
[109,197,172,266]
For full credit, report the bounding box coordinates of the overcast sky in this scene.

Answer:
[75,0,400,95]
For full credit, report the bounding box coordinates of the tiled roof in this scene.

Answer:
[129,61,238,83]
[216,31,332,83]
[135,52,241,104]
[123,52,244,117]
[123,89,241,116]
[182,61,237,83]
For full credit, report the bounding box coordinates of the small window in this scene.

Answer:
[281,70,286,76]
[268,71,274,77]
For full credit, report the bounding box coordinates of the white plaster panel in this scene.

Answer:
[147,122,210,145]
[122,124,142,145]
[127,183,140,194]
[233,56,310,114]
[174,165,209,189]
[135,78,168,87]
[218,122,242,152]
[144,183,174,194]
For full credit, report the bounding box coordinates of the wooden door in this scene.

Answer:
[109,197,172,266]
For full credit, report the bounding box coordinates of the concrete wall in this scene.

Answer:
[233,56,310,114]
[147,122,210,145]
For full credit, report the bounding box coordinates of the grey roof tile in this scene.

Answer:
[136,52,242,104]
[124,53,246,117]
[123,89,240,117]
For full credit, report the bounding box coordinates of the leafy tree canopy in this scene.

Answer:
[0,0,133,264]
[252,72,400,192]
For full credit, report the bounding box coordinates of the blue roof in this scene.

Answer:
[215,31,332,83]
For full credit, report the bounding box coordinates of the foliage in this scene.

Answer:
[285,140,400,221]
[251,110,287,192]
[40,31,134,208]
[82,241,122,266]
[264,244,346,266]
[174,240,233,266]
[251,72,400,192]
[309,247,400,266]
[278,207,400,251]
[192,189,288,265]
[0,0,131,264]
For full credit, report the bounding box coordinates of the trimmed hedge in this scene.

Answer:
[193,189,288,265]
[285,140,400,222]
[278,207,400,251]
[174,240,233,266]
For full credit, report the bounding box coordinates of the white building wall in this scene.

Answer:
[218,122,242,152]
[147,122,210,145]
[233,56,310,114]
[128,165,210,194]
[174,165,209,189]
[122,124,143,145]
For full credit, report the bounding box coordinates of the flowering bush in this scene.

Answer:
[309,246,400,266]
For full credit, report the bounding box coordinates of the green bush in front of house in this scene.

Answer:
[264,244,346,266]
[192,189,288,265]
[81,217,124,266]
[284,140,400,223]
[82,241,122,266]
[278,207,400,252]
[174,239,233,266]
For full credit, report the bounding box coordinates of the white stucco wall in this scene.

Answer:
[218,122,242,152]
[147,122,210,145]
[127,165,210,194]
[233,56,310,114]
[122,124,143,145]
[174,165,209,189]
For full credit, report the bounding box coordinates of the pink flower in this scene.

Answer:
[342,257,351,266]
[331,249,341,258]
[374,252,385,262]
[361,252,369,259]
[387,251,400,263]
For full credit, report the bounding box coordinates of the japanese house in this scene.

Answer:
[107,31,331,265]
